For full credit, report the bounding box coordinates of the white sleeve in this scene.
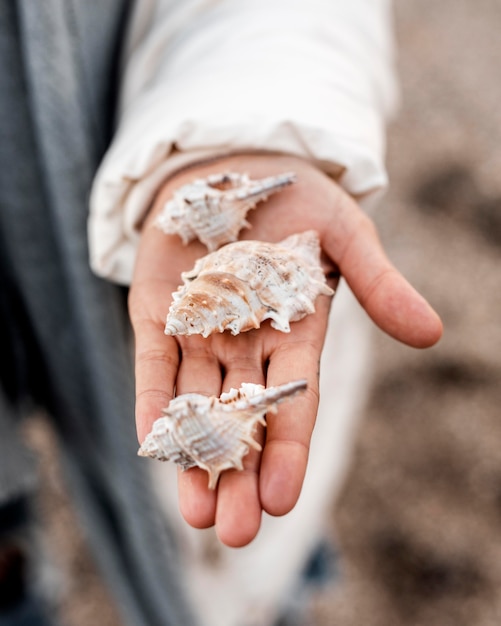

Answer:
[89,0,399,285]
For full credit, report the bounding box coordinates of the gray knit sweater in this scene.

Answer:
[0,2,195,624]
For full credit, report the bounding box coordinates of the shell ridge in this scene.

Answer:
[165,232,333,338]
[156,171,296,250]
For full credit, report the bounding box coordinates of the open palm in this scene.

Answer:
[129,154,442,547]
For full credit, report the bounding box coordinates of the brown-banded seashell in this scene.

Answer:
[155,171,296,251]
[164,230,334,337]
[138,379,307,489]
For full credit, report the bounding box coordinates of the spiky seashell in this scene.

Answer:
[138,379,307,489]
[155,171,296,251]
[165,230,334,337]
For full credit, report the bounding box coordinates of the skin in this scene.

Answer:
[129,153,443,548]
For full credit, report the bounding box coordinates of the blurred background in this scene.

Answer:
[323,0,501,624]
[24,0,501,624]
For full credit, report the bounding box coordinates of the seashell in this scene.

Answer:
[165,230,334,337]
[155,171,296,251]
[138,379,307,489]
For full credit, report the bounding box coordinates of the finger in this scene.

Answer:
[260,298,331,516]
[176,336,222,528]
[215,469,262,547]
[129,225,185,443]
[177,466,218,529]
[176,335,223,394]
[131,309,217,525]
[131,310,180,444]
[213,334,266,546]
[324,195,443,348]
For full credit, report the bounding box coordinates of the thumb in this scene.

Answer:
[323,195,443,348]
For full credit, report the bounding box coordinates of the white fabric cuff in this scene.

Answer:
[89,0,398,285]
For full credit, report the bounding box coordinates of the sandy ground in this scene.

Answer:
[23,1,501,625]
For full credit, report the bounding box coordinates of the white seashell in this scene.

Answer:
[165,230,334,337]
[155,171,296,251]
[138,379,307,489]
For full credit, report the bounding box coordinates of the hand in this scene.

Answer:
[129,153,442,547]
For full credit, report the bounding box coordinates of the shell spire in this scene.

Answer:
[155,171,296,251]
[164,230,334,338]
[138,379,307,489]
